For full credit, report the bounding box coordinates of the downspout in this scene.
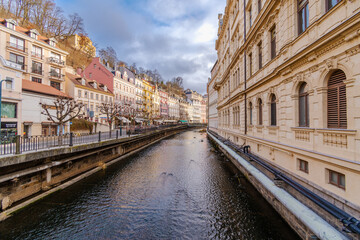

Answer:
[243,0,247,135]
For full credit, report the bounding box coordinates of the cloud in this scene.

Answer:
[56,0,225,94]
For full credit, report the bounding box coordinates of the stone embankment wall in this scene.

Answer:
[208,131,356,240]
[0,126,193,221]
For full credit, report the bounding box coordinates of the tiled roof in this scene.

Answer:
[118,66,135,80]
[0,18,56,46]
[66,72,113,95]
[22,79,70,97]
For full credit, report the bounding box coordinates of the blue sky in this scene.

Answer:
[55,0,225,94]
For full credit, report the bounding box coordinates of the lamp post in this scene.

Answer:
[0,79,13,137]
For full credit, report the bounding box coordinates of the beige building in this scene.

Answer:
[0,18,68,136]
[208,67,219,131]
[0,55,23,137]
[211,0,360,235]
[65,73,114,125]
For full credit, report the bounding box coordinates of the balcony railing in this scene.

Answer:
[31,51,43,59]
[32,68,43,75]
[6,60,26,71]
[7,41,27,52]
[49,71,65,80]
[48,57,65,66]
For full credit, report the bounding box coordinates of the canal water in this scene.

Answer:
[0,130,300,240]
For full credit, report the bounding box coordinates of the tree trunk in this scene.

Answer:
[58,123,64,146]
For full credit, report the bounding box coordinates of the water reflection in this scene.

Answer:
[0,130,299,240]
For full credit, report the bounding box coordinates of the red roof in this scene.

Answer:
[22,79,70,98]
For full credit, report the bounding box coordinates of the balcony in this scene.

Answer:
[49,71,65,81]
[7,41,27,53]
[48,57,65,67]
[1,57,26,71]
[31,68,43,76]
[31,51,43,60]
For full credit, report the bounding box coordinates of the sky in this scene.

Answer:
[55,0,226,94]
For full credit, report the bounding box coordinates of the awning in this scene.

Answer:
[164,120,177,123]
[179,120,188,123]
[117,116,131,123]
[135,118,143,123]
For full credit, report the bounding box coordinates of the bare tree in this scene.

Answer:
[41,96,83,143]
[99,102,121,136]
[99,46,118,68]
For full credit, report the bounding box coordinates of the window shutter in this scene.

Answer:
[327,70,347,128]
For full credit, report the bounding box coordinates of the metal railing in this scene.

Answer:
[0,124,191,156]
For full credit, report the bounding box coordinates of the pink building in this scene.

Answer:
[159,89,169,119]
[81,57,114,92]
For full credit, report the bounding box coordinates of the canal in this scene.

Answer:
[0,130,300,239]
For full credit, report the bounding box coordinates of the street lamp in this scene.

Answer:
[0,79,13,137]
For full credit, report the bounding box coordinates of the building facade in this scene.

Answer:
[211,0,360,235]
[0,18,69,137]
[65,73,114,125]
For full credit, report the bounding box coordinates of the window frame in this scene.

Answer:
[258,41,262,70]
[326,0,342,12]
[328,169,345,189]
[298,0,309,35]
[299,83,309,127]
[258,99,263,125]
[298,159,309,173]
[270,94,277,126]
[270,26,276,60]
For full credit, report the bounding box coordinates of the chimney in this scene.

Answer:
[76,67,83,75]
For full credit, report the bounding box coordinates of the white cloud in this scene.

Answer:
[56,0,226,94]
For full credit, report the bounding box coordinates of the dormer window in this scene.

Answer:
[29,29,39,40]
[48,38,57,47]
[8,22,15,30]
[104,85,108,91]
[81,78,86,85]
[93,82,97,89]
[5,19,17,30]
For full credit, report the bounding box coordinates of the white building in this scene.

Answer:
[22,79,70,136]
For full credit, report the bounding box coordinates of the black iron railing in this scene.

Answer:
[0,124,197,156]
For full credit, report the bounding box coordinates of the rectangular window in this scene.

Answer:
[84,91,88,98]
[50,81,60,90]
[326,0,342,12]
[78,90,82,97]
[258,42,262,69]
[328,169,345,189]
[101,95,104,101]
[32,45,42,58]
[32,77,42,83]
[9,35,24,51]
[96,94,99,100]
[249,7,252,28]
[9,53,25,70]
[258,0,262,13]
[249,53,253,76]
[5,77,13,90]
[50,67,61,78]
[32,61,42,75]
[1,102,17,118]
[270,26,276,60]
[90,93,94,99]
[298,0,309,35]
[298,159,309,173]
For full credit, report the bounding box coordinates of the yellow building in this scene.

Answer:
[211,0,360,238]
[142,79,153,121]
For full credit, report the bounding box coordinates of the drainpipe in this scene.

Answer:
[243,0,248,135]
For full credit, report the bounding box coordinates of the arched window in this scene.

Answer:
[328,70,347,128]
[299,83,309,127]
[258,99,263,125]
[270,94,277,126]
[249,102,253,125]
